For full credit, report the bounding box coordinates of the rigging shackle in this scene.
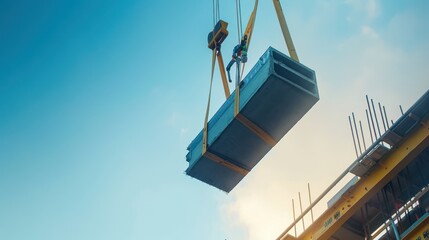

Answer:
[226,35,248,82]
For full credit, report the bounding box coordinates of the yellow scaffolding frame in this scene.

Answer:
[401,214,429,240]
[278,118,429,240]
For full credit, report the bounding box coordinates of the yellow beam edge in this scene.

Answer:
[279,119,429,240]
[282,235,297,240]
[402,214,429,240]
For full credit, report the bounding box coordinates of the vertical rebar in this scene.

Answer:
[399,105,404,115]
[382,188,395,238]
[371,99,382,139]
[292,199,297,237]
[383,106,390,129]
[403,166,414,225]
[352,112,363,155]
[395,178,405,231]
[348,116,359,158]
[307,183,314,223]
[416,157,428,184]
[390,218,401,240]
[396,176,405,220]
[298,192,305,231]
[365,109,374,144]
[378,102,387,132]
[365,203,371,239]
[366,95,378,139]
[376,191,393,239]
[359,120,367,150]
[383,188,391,214]
[389,182,403,233]
[360,207,369,239]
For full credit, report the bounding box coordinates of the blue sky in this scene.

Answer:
[1,1,428,240]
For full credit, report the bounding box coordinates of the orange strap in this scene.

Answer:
[203,151,249,176]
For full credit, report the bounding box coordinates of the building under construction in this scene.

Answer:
[277,91,429,240]
[184,1,429,239]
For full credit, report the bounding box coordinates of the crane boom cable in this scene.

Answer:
[212,0,215,27]
[217,0,220,22]
[213,0,221,25]
[238,0,243,37]
[235,0,241,43]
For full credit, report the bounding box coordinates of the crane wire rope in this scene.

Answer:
[217,0,220,23]
[238,0,243,38]
[212,0,215,27]
[235,0,243,43]
[213,0,221,26]
[203,0,221,153]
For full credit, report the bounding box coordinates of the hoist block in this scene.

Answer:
[208,20,229,50]
[185,47,319,192]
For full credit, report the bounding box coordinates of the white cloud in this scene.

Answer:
[167,112,192,140]
[180,128,188,137]
[167,112,178,126]
[366,0,379,19]
[361,25,379,39]
[345,0,380,21]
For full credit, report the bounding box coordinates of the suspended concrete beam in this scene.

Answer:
[186,47,319,192]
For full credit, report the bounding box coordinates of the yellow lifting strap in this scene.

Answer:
[203,0,260,152]
[234,0,259,117]
[273,0,299,62]
[217,51,231,99]
[202,49,251,175]
[240,0,259,78]
[201,0,298,167]
[202,49,217,154]
[245,0,259,49]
